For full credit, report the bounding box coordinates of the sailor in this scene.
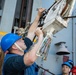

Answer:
[59,60,73,75]
[1,8,45,75]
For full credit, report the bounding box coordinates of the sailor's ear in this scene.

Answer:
[69,68,71,72]
[12,44,18,50]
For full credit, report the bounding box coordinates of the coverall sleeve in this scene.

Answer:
[24,37,33,50]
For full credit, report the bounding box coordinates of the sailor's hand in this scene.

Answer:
[37,8,45,17]
[35,27,43,38]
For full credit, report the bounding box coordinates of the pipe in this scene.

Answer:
[72,14,75,65]
[72,16,74,64]
[38,65,55,75]
[25,0,33,26]
[63,15,76,19]
[19,0,25,28]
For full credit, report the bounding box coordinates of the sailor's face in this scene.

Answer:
[62,65,70,74]
[16,38,27,50]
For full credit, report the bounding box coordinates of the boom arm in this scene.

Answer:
[36,0,75,60]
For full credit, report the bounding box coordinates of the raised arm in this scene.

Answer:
[27,8,45,41]
[24,27,43,66]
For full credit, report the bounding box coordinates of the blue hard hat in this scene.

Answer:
[1,33,22,52]
[67,60,74,68]
[68,60,73,65]
[62,62,73,69]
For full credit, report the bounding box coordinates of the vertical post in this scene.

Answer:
[19,0,25,28]
[0,0,17,33]
[72,12,76,65]
[25,0,33,26]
